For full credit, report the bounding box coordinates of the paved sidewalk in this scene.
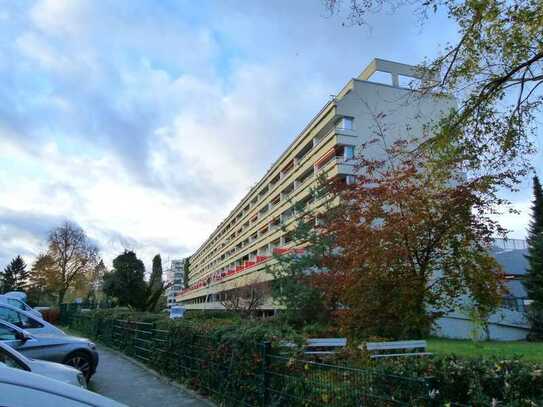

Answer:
[88,344,210,407]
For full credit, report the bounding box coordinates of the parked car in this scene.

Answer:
[0,318,99,381]
[169,305,186,319]
[0,294,42,319]
[0,341,86,388]
[2,291,28,301]
[0,302,65,335]
[0,365,126,407]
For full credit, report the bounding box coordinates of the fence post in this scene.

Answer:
[260,341,271,407]
[424,376,439,406]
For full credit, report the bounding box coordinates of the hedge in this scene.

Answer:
[380,355,543,406]
[65,309,543,406]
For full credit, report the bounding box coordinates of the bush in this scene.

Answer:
[68,309,302,405]
[527,307,543,341]
[378,355,543,406]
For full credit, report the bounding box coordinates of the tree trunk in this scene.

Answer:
[57,288,67,307]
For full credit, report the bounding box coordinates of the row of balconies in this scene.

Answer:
[179,245,306,298]
[180,179,343,301]
[191,149,353,279]
[187,185,328,289]
[189,171,318,280]
[191,117,353,266]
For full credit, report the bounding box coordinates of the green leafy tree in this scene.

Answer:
[183,257,190,288]
[1,256,29,292]
[103,251,147,309]
[145,254,169,311]
[27,254,58,306]
[149,255,163,293]
[525,175,543,339]
[268,184,335,327]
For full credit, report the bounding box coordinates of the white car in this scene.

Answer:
[0,341,86,388]
[169,305,186,319]
[0,295,42,319]
[0,303,65,336]
[0,365,126,407]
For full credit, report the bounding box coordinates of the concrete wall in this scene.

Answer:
[434,308,530,341]
[336,79,456,158]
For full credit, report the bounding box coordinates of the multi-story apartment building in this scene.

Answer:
[177,58,454,310]
[166,259,185,308]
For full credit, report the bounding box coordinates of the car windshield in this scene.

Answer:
[0,324,18,341]
[6,298,25,311]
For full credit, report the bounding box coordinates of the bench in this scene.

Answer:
[280,337,347,355]
[304,338,347,355]
[365,340,431,359]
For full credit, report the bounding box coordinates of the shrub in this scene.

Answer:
[378,355,543,406]
[68,309,302,405]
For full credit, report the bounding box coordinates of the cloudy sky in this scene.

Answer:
[0,0,540,272]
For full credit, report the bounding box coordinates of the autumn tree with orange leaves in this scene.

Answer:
[273,132,505,339]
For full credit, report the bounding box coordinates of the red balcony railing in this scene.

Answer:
[177,247,305,297]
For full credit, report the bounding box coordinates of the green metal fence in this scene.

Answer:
[67,313,455,406]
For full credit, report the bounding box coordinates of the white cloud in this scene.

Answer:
[491,201,532,239]
[0,0,536,273]
[29,0,91,37]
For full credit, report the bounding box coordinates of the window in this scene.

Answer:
[7,298,25,311]
[338,117,354,130]
[0,348,28,371]
[344,145,355,160]
[0,324,17,340]
[0,306,43,330]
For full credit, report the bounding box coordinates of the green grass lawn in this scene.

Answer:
[427,338,543,363]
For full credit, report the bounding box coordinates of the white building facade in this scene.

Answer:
[166,259,185,308]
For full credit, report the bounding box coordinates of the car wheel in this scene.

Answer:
[64,351,93,381]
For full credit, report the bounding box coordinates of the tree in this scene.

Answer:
[27,254,59,306]
[275,128,505,339]
[219,277,270,318]
[145,254,170,312]
[149,255,163,293]
[86,260,108,305]
[525,175,543,339]
[103,251,147,309]
[45,222,98,306]
[324,0,538,196]
[183,257,190,288]
[1,256,29,292]
[269,200,335,327]
[327,137,505,338]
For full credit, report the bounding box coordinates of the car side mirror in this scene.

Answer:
[15,331,31,342]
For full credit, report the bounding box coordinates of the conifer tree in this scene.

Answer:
[1,256,29,292]
[525,175,543,339]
